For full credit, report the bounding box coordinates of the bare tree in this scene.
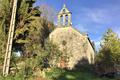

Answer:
[39,4,57,22]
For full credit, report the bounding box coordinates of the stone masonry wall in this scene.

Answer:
[49,27,95,69]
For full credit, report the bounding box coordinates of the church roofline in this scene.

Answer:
[87,37,96,52]
[74,27,96,52]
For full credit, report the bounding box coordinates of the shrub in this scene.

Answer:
[45,67,64,79]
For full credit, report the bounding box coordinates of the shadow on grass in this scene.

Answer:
[56,58,115,80]
[56,69,115,80]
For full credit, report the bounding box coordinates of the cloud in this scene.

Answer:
[86,9,108,24]
[75,5,120,25]
[74,24,88,32]
[73,1,120,50]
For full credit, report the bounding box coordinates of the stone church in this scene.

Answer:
[49,4,95,69]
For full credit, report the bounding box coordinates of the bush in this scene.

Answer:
[45,68,64,79]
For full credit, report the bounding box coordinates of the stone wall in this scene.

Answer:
[49,27,95,69]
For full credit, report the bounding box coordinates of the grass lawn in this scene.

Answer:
[57,70,116,80]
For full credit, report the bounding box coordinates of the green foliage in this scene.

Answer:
[57,70,115,80]
[0,70,25,80]
[14,0,40,44]
[0,0,59,79]
[4,40,63,79]
[0,0,11,64]
[13,0,55,57]
[44,40,63,68]
[95,28,120,74]
[0,0,11,30]
[23,40,63,69]
[0,0,55,59]
[45,68,64,79]
[22,18,53,57]
[0,27,6,64]
[100,29,120,63]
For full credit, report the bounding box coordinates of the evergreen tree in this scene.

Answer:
[0,0,55,64]
[14,0,54,57]
[101,29,120,64]
[96,29,120,74]
[0,0,12,64]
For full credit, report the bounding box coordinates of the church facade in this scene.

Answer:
[49,4,95,69]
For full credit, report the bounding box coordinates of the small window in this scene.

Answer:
[62,40,67,46]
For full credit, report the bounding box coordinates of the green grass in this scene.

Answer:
[0,67,118,80]
[57,70,116,80]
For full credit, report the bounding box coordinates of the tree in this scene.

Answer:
[39,4,56,22]
[95,29,120,75]
[13,0,54,57]
[0,0,12,64]
[0,0,55,63]
[0,0,58,78]
[0,25,6,65]
[101,29,120,64]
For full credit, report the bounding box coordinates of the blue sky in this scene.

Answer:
[34,0,120,50]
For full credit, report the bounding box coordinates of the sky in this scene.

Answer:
[34,0,120,50]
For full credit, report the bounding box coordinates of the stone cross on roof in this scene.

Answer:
[57,4,72,26]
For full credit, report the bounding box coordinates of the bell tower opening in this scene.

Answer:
[58,4,72,27]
